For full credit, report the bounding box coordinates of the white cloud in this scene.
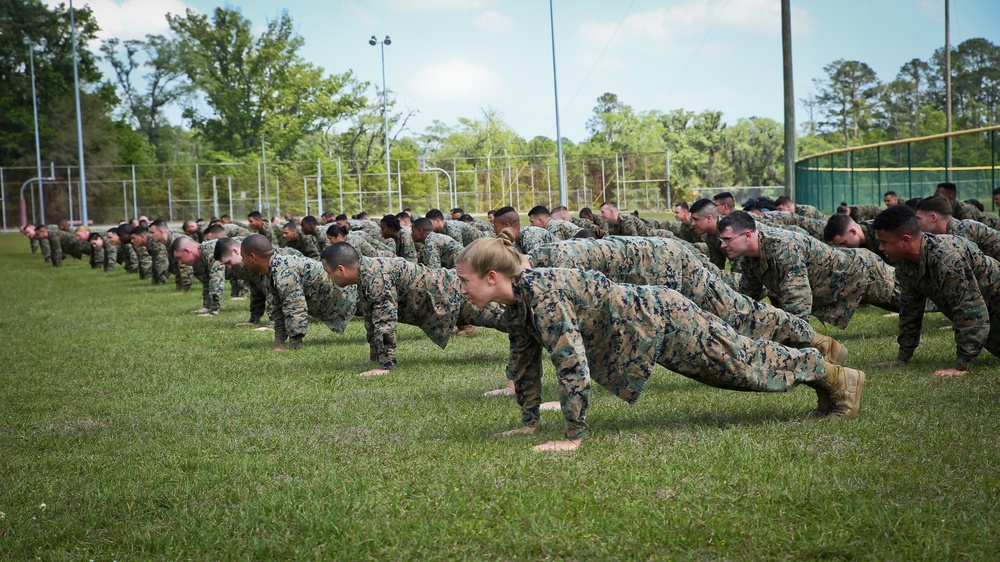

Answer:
[409,60,503,101]
[61,0,193,42]
[578,0,813,45]
[473,11,515,32]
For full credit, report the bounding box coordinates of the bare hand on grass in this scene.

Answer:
[932,368,967,377]
[539,401,561,411]
[532,439,581,452]
[359,369,391,376]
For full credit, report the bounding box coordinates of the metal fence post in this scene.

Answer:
[212,175,219,218]
[168,180,174,221]
[228,176,234,218]
[337,158,344,214]
[131,164,138,219]
[317,158,323,216]
[303,176,309,216]
[195,163,201,219]
[1,167,5,231]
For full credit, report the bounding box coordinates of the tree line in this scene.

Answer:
[2,0,998,213]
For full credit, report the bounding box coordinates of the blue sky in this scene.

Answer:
[67,0,1000,143]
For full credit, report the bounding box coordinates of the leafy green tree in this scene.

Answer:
[101,35,189,159]
[166,7,364,160]
[879,59,934,138]
[724,117,784,186]
[812,60,882,148]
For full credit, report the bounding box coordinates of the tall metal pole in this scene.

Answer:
[945,0,953,180]
[28,43,46,224]
[549,0,568,207]
[261,136,270,216]
[131,164,138,219]
[370,35,393,213]
[317,158,324,216]
[781,0,796,199]
[69,0,88,226]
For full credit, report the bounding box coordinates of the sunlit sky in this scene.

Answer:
[60,0,1000,143]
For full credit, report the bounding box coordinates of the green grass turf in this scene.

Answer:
[0,232,998,560]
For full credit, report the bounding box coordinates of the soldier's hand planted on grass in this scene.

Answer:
[932,368,967,377]
[359,369,391,376]
[253,326,273,332]
[532,439,581,452]
[501,426,537,437]
[539,401,561,411]
[190,307,210,314]
[197,313,214,317]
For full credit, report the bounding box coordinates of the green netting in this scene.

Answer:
[795,127,1000,214]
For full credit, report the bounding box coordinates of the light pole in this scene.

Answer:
[549,0,567,208]
[26,39,46,223]
[69,0,88,227]
[370,35,393,212]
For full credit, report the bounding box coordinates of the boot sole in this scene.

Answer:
[842,369,866,419]
[832,344,849,366]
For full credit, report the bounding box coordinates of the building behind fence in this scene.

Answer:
[2,152,686,230]
[795,125,1000,212]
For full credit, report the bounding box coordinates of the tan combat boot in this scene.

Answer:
[812,333,848,365]
[453,325,478,337]
[816,361,866,419]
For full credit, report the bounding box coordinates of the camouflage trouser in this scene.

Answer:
[687,271,816,348]
[196,272,221,312]
[121,244,138,274]
[656,290,825,393]
[95,244,117,272]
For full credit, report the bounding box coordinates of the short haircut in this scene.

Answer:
[241,233,274,257]
[487,209,496,216]
[599,201,618,210]
[326,224,348,238]
[774,195,792,207]
[335,214,348,222]
[674,201,689,211]
[915,195,953,217]
[937,182,957,195]
[459,214,475,223]
[714,192,735,207]
[220,214,231,220]
[302,215,318,226]
[169,234,197,254]
[450,207,464,215]
[88,232,100,241]
[321,242,360,269]
[551,205,568,214]
[579,207,594,218]
[873,205,921,237]
[394,211,409,221]
[903,198,924,210]
[689,198,717,216]
[282,222,298,231]
[118,224,132,236]
[412,217,433,231]
[132,226,149,237]
[248,211,263,220]
[527,205,550,218]
[717,210,757,234]
[493,206,519,225]
[107,227,119,236]
[573,229,597,239]
[884,191,897,197]
[425,209,445,221]
[824,213,854,242]
[150,219,168,230]
[214,237,240,261]
[356,212,370,220]
[993,187,1000,196]
[204,224,225,236]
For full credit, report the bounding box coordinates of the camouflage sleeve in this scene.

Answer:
[364,272,399,370]
[137,246,153,278]
[706,242,727,270]
[933,253,990,370]
[266,283,285,339]
[39,238,51,262]
[738,264,766,301]
[533,293,592,441]
[104,244,117,272]
[50,236,63,267]
[149,243,170,284]
[507,324,544,431]
[273,270,308,348]
[301,236,320,260]
[420,242,442,268]
[896,275,926,363]
[92,245,105,269]
[399,235,417,263]
[248,284,266,322]
[208,261,227,314]
[775,252,813,321]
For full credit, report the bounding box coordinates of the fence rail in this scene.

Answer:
[795,125,1000,213]
[1,152,687,230]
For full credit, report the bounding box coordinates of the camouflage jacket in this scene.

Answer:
[759,211,825,239]
[194,238,226,313]
[267,253,359,346]
[795,204,827,221]
[357,257,504,369]
[606,214,652,237]
[222,223,252,238]
[849,205,882,222]
[251,222,285,247]
[283,227,321,260]
[544,218,583,241]
[739,227,898,328]
[953,200,1000,230]
[418,232,464,269]
[858,220,890,262]
[514,226,557,255]
[443,220,483,246]
[345,231,395,258]
[48,229,84,267]
[947,218,1000,262]
[895,233,1000,370]
[387,228,418,263]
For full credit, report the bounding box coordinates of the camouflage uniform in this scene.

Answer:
[192,238,225,314]
[513,226,557,255]
[468,220,495,236]
[47,229,85,267]
[418,232,464,269]
[443,220,483,246]
[529,236,813,347]
[356,257,506,369]
[134,244,153,280]
[228,246,303,324]
[606,214,653,237]
[344,231,396,258]
[739,227,899,328]
[570,216,606,234]
[702,232,729,271]
[283,226,321,260]
[387,228,418,263]
[661,220,703,245]
[147,232,178,286]
[849,205,882,222]
[92,231,118,273]
[266,253,360,348]
[348,219,395,253]
[794,204,827,221]
[895,233,1000,370]
[37,237,52,263]
[544,218,583,241]
[120,242,139,274]
[759,211,825,239]
[222,223,252,238]
[252,221,285,248]
[505,268,826,440]
[947,218,1000,261]
[953,200,1000,230]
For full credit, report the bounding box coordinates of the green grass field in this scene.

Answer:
[1,233,998,560]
